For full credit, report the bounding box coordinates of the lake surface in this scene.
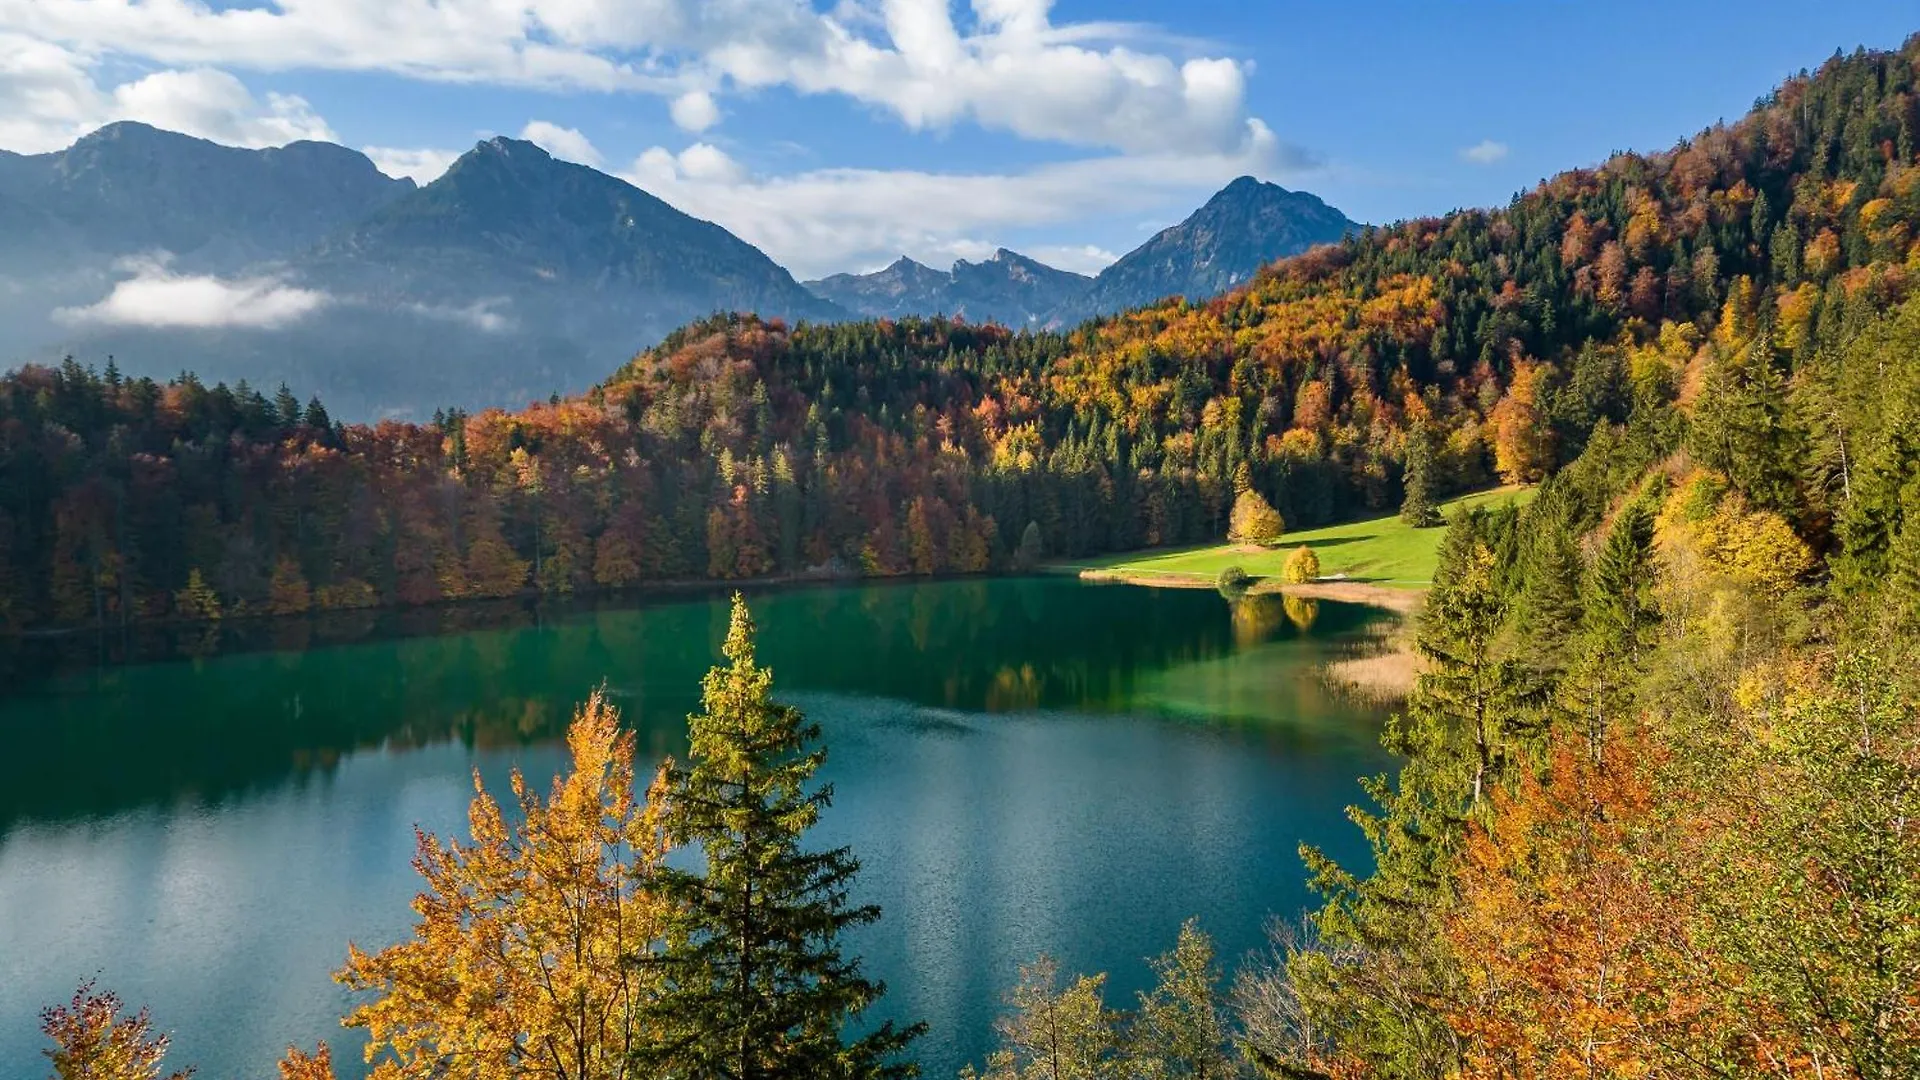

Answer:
[0,577,1394,1079]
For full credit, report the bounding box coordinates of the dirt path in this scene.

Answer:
[1267,580,1424,615]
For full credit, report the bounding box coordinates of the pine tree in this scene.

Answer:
[1689,339,1804,519]
[641,595,921,1080]
[273,383,302,429]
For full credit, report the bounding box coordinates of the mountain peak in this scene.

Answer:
[1060,177,1357,319]
[479,135,545,157]
[73,120,172,145]
[4,121,413,272]
[1208,175,1302,207]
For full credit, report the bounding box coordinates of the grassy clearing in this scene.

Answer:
[1061,487,1531,590]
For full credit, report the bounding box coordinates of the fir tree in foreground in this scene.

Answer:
[640,594,923,1080]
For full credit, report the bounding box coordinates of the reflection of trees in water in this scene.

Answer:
[1227,593,1320,647]
[1284,596,1320,632]
[0,579,1390,827]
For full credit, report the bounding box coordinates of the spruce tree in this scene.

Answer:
[1510,497,1585,678]
[1561,493,1661,758]
[641,595,922,1080]
[1399,422,1442,528]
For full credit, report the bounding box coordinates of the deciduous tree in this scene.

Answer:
[336,689,671,1080]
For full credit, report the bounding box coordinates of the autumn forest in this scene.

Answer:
[12,30,1920,1080]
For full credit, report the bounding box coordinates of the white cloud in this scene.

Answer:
[633,142,748,186]
[0,33,333,152]
[0,32,106,152]
[110,68,334,147]
[519,120,603,168]
[1025,244,1120,275]
[669,89,720,132]
[55,257,330,330]
[1460,139,1508,165]
[624,125,1289,279]
[405,298,513,333]
[362,144,458,184]
[2,0,1269,156]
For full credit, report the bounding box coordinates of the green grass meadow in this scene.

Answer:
[1061,487,1532,589]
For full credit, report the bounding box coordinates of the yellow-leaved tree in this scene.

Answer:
[336,688,672,1079]
[38,983,192,1080]
[1227,489,1286,547]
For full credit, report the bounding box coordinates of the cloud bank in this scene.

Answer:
[55,259,330,330]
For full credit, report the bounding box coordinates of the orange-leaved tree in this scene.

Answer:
[336,687,672,1079]
[1440,733,1720,1078]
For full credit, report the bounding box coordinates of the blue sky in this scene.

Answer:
[0,1,1912,278]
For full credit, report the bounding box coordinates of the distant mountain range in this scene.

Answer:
[0,122,1358,418]
[805,177,1358,327]
[805,249,1092,328]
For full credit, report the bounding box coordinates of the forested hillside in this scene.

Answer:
[17,35,1920,1080]
[3,40,1920,630]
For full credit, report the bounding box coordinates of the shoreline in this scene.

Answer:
[1072,567,1426,616]
[1073,567,1426,699]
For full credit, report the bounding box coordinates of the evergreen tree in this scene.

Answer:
[1509,496,1585,678]
[1560,492,1662,756]
[1399,422,1442,528]
[1689,340,1804,519]
[273,383,302,428]
[641,595,922,1080]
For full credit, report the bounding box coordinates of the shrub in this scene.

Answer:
[1217,565,1252,597]
[1282,545,1321,584]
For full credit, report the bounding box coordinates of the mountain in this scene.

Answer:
[1060,176,1357,320]
[0,129,842,418]
[0,126,1356,419]
[0,121,414,271]
[806,249,1091,326]
[804,177,1358,328]
[306,137,835,321]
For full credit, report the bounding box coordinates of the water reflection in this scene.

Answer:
[0,579,1391,828]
